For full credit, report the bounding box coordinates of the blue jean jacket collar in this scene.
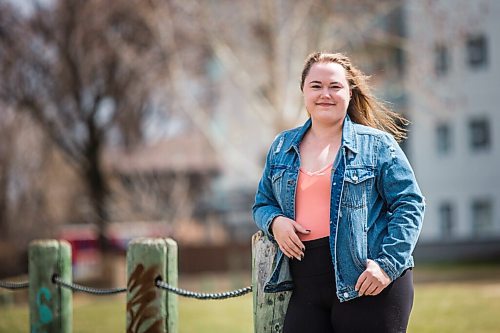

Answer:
[286,115,359,155]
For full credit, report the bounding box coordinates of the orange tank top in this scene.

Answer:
[295,163,332,241]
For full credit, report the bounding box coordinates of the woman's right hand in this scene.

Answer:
[271,216,310,260]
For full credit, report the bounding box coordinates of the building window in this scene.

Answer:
[435,44,449,76]
[472,199,493,236]
[469,118,491,150]
[439,202,455,238]
[467,35,488,68]
[436,123,451,154]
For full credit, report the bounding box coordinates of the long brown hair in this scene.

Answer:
[300,52,408,142]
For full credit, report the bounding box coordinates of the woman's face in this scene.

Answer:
[303,61,351,126]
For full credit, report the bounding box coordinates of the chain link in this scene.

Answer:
[52,275,127,295]
[155,279,252,300]
[0,280,29,290]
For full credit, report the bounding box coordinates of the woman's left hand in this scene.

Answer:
[355,259,391,296]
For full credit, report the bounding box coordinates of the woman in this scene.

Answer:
[253,52,425,333]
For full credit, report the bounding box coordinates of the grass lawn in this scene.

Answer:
[0,293,254,333]
[410,281,500,333]
[1,270,500,332]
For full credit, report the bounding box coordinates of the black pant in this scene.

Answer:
[283,237,414,333]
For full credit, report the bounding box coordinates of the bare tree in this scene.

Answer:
[0,0,169,251]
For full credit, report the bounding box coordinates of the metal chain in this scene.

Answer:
[155,279,252,300]
[2,275,253,300]
[0,280,29,290]
[52,275,126,295]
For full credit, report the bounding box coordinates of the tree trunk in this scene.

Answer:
[85,133,117,286]
[88,169,109,253]
[85,120,110,254]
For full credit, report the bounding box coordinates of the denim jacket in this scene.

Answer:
[252,115,425,302]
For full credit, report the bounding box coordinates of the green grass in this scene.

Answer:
[0,294,253,333]
[1,278,500,332]
[410,281,500,333]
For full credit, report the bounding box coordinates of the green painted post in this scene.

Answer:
[252,231,291,333]
[29,239,72,333]
[126,238,178,333]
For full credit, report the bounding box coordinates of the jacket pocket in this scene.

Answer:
[341,168,375,209]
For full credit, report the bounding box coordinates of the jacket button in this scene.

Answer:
[343,292,349,298]
[352,175,358,181]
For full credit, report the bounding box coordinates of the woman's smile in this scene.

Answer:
[316,102,336,107]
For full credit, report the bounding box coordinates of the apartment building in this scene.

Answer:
[406,0,500,252]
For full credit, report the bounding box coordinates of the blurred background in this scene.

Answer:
[0,0,499,332]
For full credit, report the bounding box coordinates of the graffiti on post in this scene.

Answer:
[127,264,162,333]
[32,287,53,333]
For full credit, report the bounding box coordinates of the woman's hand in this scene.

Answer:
[355,259,391,296]
[271,216,310,260]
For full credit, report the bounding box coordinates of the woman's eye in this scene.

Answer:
[312,85,321,89]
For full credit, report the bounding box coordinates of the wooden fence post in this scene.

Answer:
[29,239,72,333]
[252,231,291,333]
[126,238,178,333]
